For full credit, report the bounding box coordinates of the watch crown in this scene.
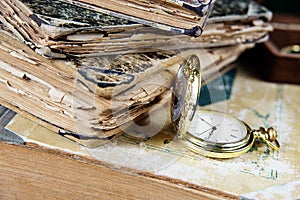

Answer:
[267,127,278,142]
[255,127,280,151]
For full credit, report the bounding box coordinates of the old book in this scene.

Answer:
[0,0,143,58]
[0,0,272,58]
[0,26,252,147]
[0,29,182,146]
[60,0,214,36]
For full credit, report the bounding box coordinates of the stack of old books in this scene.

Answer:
[0,0,273,147]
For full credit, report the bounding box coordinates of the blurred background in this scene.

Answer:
[257,0,300,16]
[241,0,300,84]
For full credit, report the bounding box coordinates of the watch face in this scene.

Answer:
[188,111,247,144]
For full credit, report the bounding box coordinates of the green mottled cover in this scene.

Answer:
[211,0,249,17]
[21,0,137,28]
[209,0,272,22]
[20,0,271,27]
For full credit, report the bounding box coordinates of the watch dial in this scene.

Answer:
[188,111,247,144]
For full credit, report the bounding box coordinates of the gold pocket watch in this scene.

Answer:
[179,110,280,158]
[171,55,280,158]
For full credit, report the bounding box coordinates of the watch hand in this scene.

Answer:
[198,116,214,127]
[198,124,220,136]
[207,129,214,139]
[206,124,220,139]
[198,127,214,136]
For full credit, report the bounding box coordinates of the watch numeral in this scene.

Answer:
[230,134,237,138]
